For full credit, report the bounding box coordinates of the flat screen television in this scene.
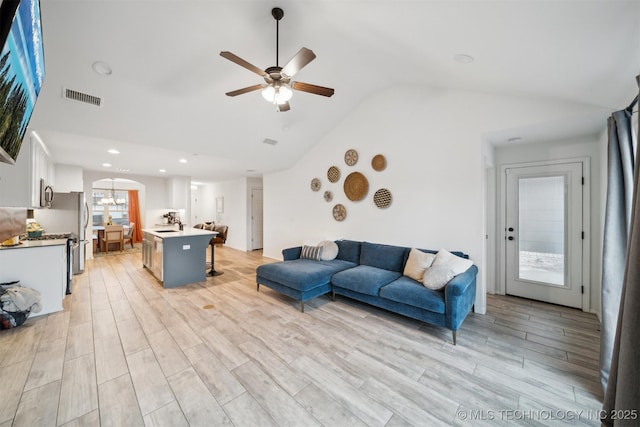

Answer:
[0,0,45,165]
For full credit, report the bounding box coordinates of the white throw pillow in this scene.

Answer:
[422,266,455,290]
[403,248,436,282]
[318,240,339,261]
[432,249,473,275]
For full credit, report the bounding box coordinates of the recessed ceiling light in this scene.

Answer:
[107,149,120,154]
[453,54,474,64]
[179,159,187,163]
[115,168,130,172]
[92,61,112,76]
[159,169,166,173]
[102,163,112,167]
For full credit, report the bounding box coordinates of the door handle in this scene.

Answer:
[508,227,514,232]
[508,236,514,241]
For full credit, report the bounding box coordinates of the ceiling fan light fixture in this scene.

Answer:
[261,85,275,102]
[262,83,292,104]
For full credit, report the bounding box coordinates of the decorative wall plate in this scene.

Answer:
[327,166,340,183]
[333,204,347,221]
[373,188,392,208]
[344,149,358,166]
[371,154,386,171]
[344,171,369,201]
[310,178,321,191]
[324,191,333,202]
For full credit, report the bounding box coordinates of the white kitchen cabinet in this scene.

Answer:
[0,242,67,316]
[0,133,54,208]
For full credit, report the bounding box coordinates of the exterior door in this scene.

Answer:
[505,162,583,308]
[251,188,263,250]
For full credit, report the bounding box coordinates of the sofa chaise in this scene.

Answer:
[256,239,478,344]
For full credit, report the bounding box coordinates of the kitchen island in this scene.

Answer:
[142,227,216,288]
[0,239,68,316]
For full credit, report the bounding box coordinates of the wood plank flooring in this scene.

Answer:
[0,247,604,426]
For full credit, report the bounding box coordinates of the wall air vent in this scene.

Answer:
[63,88,102,107]
[263,138,278,146]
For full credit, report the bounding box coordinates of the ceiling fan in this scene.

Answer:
[220,7,334,112]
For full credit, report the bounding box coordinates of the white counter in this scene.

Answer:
[142,227,217,239]
[0,238,67,251]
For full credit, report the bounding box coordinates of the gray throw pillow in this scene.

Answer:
[300,245,322,261]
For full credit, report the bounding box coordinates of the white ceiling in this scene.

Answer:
[27,0,640,183]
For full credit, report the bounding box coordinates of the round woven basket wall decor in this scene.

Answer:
[344,149,358,166]
[373,188,392,209]
[327,166,340,183]
[310,178,321,192]
[333,204,347,221]
[324,191,333,202]
[371,154,386,171]
[343,172,369,201]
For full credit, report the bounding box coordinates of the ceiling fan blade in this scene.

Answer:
[281,47,316,77]
[277,102,291,112]
[225,84,265,97]
[220,51,267,77]
[291,81,335,97]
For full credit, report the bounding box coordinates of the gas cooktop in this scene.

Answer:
[26,233,74,241]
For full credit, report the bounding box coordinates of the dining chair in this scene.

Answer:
[103,225,124,253]
[123,223,135,249]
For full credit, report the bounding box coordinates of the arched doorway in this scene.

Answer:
[88,177,145,258]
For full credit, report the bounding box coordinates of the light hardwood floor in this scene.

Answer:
[0,247,603,426]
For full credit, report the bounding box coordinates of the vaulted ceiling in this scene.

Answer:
[28,0,640,183]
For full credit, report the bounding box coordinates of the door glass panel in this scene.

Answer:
[518,176,565,285]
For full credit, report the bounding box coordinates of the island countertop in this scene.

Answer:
[141,227,217,239]
[141,227,217,288]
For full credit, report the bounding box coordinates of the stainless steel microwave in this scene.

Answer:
[40,178,54,208]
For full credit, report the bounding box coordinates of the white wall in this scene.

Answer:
[493,134,604,315]
[209,178,248,251]
[246,177,263,250]
[197,182,217,222]
[198,177,264,251]
[166,176,191,223]
[54,164,83,192]
[263,85,608,315]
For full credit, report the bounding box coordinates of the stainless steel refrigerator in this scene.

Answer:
[35,192,89,274]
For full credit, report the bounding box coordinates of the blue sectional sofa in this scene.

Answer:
[256,239,478,344]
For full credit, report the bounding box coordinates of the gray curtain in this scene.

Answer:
[600,104,636,391]
[601,76,640,426]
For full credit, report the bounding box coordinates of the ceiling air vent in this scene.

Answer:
[63,88,102,107]
[263,138,278,146]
